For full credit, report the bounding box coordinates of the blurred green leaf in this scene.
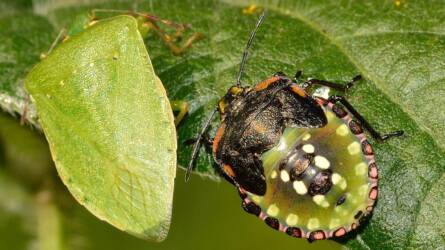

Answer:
[0,0,443,248]
[25,16,177,241]
[0,111,53,188]
[0,11,53,127]
[0,172,35,250]
[0,0,32,17]
[35,191,64,250]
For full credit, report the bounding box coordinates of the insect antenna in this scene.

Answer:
[235,10,267,87]
[185,107,218,181]
[186,11,267,181]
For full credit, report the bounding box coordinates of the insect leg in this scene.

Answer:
[170,100,189,126]
[92,9,189,34]
[142,20,204,55]
[328,95,404,142]
[40,28,67,59]
[302,75,362,92]
[91,9,204,55]
[186,108,218,181]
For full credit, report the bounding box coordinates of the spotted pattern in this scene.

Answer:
[314,155,330,169]
[336,195,346,206]
[265,217,280,230]
[303,144,315,153]
[286,213,299,226]
[267,204,279,216]
[239,99,378,241]
[286,227,302,238]
[308,171,333,196]
[280,170,290,182]
[361,140,374,155]
[349,120,363,134]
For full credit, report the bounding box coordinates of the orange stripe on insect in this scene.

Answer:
[290,85,308,98]
[212,124,226,154]
[254,76,280,90]
[223,164,236,178]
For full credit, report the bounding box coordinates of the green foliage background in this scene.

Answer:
[0,0,444,249]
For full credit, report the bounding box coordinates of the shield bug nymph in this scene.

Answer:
[186,11,403,242]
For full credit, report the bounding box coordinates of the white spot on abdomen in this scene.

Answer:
[336,124,349,136]
[314,155,330,169]
[267,204,279,216]
[293,181,308,195]
[302,144,315,153]
[355,162,367,175]
[286,213,299,226]
[347,141,361,155]
[332,173,347,190]
[280,170,290,182]
[313,195,330,208]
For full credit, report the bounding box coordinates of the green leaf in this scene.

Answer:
[408,174,445,249]
[0,171,35,250]
[0,109,53,188]
[35,191,64,250]
[24,15,177,241]
[0,0,443,248]
[0,10,54,127]
[0,113,63,250]
[0,0,32,17]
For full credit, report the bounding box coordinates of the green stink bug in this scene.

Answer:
[24,13,198,241]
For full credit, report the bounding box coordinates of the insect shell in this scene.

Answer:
[187,11,402,242]
[213,74,377,242]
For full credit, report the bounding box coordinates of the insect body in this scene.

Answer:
[186,11,403,242]
[213,76,327,196]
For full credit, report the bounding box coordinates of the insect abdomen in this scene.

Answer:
[241,104,378,240]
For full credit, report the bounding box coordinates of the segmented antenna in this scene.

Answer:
[185,108,218,181]
[236,11,267,87]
